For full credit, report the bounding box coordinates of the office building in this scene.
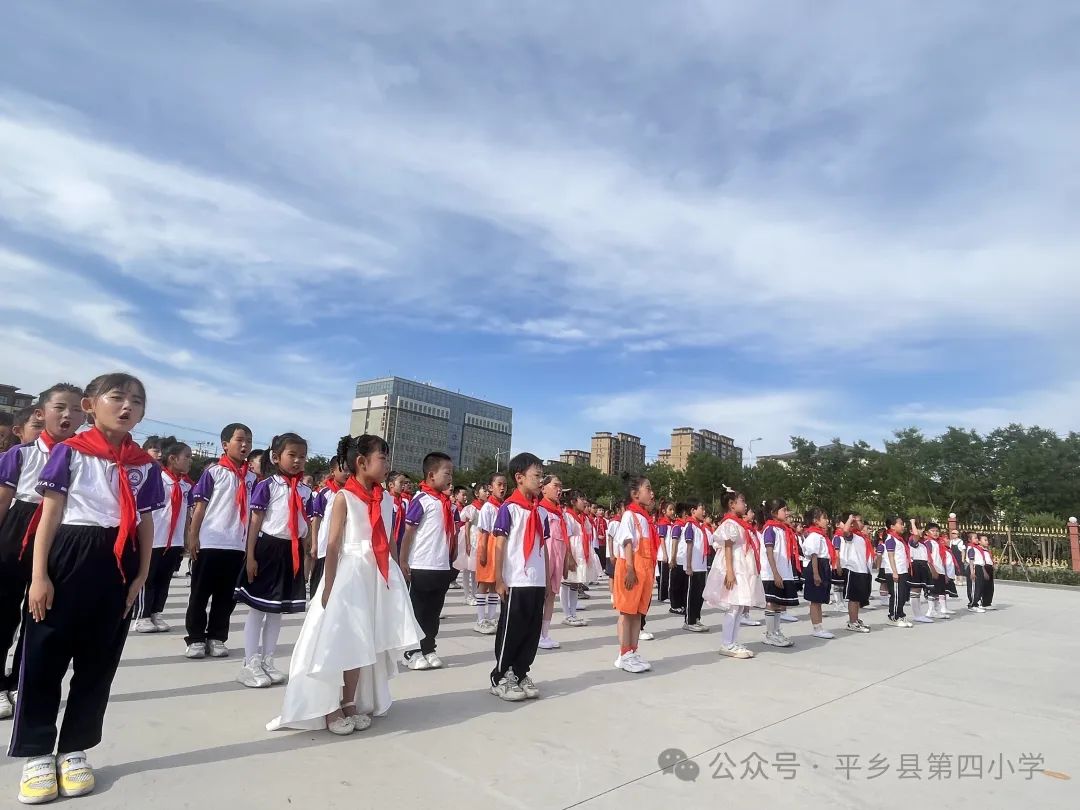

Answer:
[590,431,646,476]
[559,449,591,467]
[666,427,743,470]
[350,377,512,476]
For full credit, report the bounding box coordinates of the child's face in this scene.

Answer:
[816,512,829,529]
[15,415,45,444]
[170,448,193,475]
[664,503,676,518]
[927,527,940,540]
[359,449,390,482]
[454,490,467,506]
[692,504,705,521]
[777,505,790,522]
[427,460,454,492]
[475,485,489,501]
[516,464,542,498]
[275,442,308,477]
[852,515,863,531]
[541,478,562,502]
[85,384,145,434]
[635,479,655,509]
[223,429,252,464]
[333,465,350,485]
[490,476,508,501]
[38,393,84,441]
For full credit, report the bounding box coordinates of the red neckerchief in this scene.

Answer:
[162,467,186,548]
[324,478,342,493]
[471,498,483,510]
[625,502,658,560]
[18,432,61,560]
[806,528,838,568]
[345,478,391,586]
[888,530,910,567]
[571,509,591,561]
[686,517,708,563]
[723,513,760,571]
[933,537,949,568]
[850,529,874,565]
[765,519,802,574]
[981,545,993,565]
[540,498,564,541]
[392,491,406,536]
[217,455,250,528]
[506,489,542,563]
[484,495,504,534]
[181,474,194,485]
[63,427,154,580]
[420,483,454,543]
[279,474,306,576]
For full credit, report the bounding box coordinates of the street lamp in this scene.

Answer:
[748,437,763,466]
[494,448,503,472]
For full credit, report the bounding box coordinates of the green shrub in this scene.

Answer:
[992,564,1080,587]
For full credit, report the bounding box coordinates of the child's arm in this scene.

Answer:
[27,490,64,622]
[321,494,348,607]
[621,540,637,588]
[723,540,736,590]
[811,552,822,585]
[187,500,207,560]
[309,515,322,559]
[399,525,416,582]
[888,552,899,580]
[125,512,154,616]
[245,510,265,582]
[463,516,473,556]
[0,487,13,527]
[764,545,783,587]
[683,530,694,575]
[493,535,508,598]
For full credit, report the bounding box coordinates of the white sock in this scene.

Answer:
[541,619,550,640]
[813,623,822,631]
[244,610,265,660]
[722,611,738,646]
[560,585,573,617]
[465,572,476,600]
[476,592,488,623]
[262,612,282,659]
[487,593,500,621]
[567,589,579,618]
[766,611,780,635]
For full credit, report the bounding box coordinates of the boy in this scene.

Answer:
[835,512,872,632]
[184,423,255,658]
[399,452,456,670]
[308,456,349,598]
[489,453,548,702]
[11,407,43,446]
[979,535,996,609]
[448,485,469,590]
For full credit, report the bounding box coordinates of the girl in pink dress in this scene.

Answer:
[537,475,573,649]
[704,489,765,659]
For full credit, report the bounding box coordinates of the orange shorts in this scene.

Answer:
[476,534,496,584]
[612,552,654,615]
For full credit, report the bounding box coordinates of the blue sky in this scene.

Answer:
[1,2,1077,461]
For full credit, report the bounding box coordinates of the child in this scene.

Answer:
[399,452,456,670]
[883,516,913,627]
[801,507,838,639]
[0,413,14,454]
[562,491,596,627]
[704,489,764,658]
[681,500,711,633]
[835,512,872,632]
[612,477,657,674]
[537,475,571,650]
[185,423,255,659]
[966,533,987,612]
[924,523,951,619]
[387,471,409,553]
[0,384,85,722]
[873,527,890,604]
[234,433,312,688]
[308,457,349,599]
[458,484,487,607]
[760,498,800,647]
[668,503,689,616]
[738,507,763,627]
[10,406,44,446]
[268,435,422,735]
[979,535,996,609]
[592,505,609,574]
[10,373,162,804]
[906,520,936,624]
[247,449,267,482]
[656,501,672,603]
[489,453,548,701]
[473,472,507,636]
[449,486,470,589]
[135,438,193,633]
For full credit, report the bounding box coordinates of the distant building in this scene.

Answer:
[667,427,743,470]
[758,443,856,468]
[657,448,672,466]
[350,377,512,477]
[590,431,646,476]
[559,449,592,467]
[0,384,35,416]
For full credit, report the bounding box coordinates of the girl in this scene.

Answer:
[966,533,987,612]
[234,433,313,688]
[268,435,422,735]
[135,439,193,633]
[979,535,996,609]
[656,501,672,604]
[906,520,936,624]
[387,471,409,555]
[612,477,657,674]
[874,527,890,604]
[738,507,763,627]
[760,498,801,647]
[883,516,913,627]
[563,491,598,627]
[801,508,839,640]
[473,472,507,635]
[836,512,873,632]
[457,483,487,607]
[308,457,349,599]
[925,523,955,619]
[11,373,163,804]
[668,503,689,616]
[703,489,764,659]
[537,475,573,649]
[681,501,711,633]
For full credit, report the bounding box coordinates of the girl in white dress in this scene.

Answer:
[456,484,487,606]
[267,434,422,736]
[704,489,765,659]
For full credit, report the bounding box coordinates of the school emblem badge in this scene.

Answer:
[127,467,145,488]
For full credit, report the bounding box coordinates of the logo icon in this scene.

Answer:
[658,748,699,781]
[127,467,145,488]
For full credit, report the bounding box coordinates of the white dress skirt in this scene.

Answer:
[704,520,766,611]
[267,490,422,731]
[566,531,603,584]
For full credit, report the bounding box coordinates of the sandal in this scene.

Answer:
[326,710,354,736]
[340,700,373,731]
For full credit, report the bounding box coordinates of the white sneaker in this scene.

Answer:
[208,640,229,658]
[639,631,655,641]
[425,653,445,669]
[0,691,12,719]
[262,655,287,684]
[473,621,490,635]
[538,637,560,650]
[914,615,935,624]
[481,619,498,635]
[614,653,625,669]
[763,631,794,648]
[902,619,915,627]
[465,597,478,607]
[718,643,753,659]
[846,621,871,633]
[134,618,157,633]
[490,674,527,701]
[863,602,878,610]
[684,622,709,633]
[984,605,997,610]
[237,657,272,688]
[812,628,835,639]
[620,654,649,674]
[184,642,207,659]
[563,616,587,627]
[740,616,763,626]
[406,653,433,670]
[632,652,653,671]
[57,751,95,798]
[968,606,986,614]
[519,675,540,699]
[886,617,906,627]
[151,614,170,632]
[780,613,798,623]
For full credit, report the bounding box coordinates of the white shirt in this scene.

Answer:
[190,462,258,552]
[150,472,192,549]
[838,532,874,575]
[0,437,53,503]
[801,529,832,568]
[460,502,481,552]
[760,525,796,581]
[404,491,451,571]
[614,510,651,560]
[310,485,338,559]
[251,475,312,539]
[682,521,711,572]
[882,535,911,575]
[493,500,548,588]
[37,444,165,527]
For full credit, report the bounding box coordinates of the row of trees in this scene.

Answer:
[454,424,1080,526]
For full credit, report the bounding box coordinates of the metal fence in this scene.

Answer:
[955,523,1071,568]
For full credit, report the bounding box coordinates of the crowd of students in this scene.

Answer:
[0,373,1000,805]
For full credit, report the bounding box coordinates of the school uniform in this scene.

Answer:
[800,529,834,605]
[882,533,911,620]
[611,508,655,617]
[593,515,608,571]
[474,498,501,586]
[927,538,949,599]
[939,541,959,598]
[681,520,711,625]
[185,460,257,645]
[235,474,313,614]
[760,522,802,607]
[907,537,933,593]
[307,483,340,599]
[403,487,455,659]
[967,545,987,607]
[8,435,164,757]
[137,469,192,621]
[668,520,688,613]
[0,437,57,691]
[838,531,874,607]
[489,495,548,688]
[656,519,671,602]
[981,547,995,606]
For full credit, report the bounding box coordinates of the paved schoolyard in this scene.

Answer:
[1,579,1076,809]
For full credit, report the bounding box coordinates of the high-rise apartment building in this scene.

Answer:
[665,427,743,470]
[590,431,645,476]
